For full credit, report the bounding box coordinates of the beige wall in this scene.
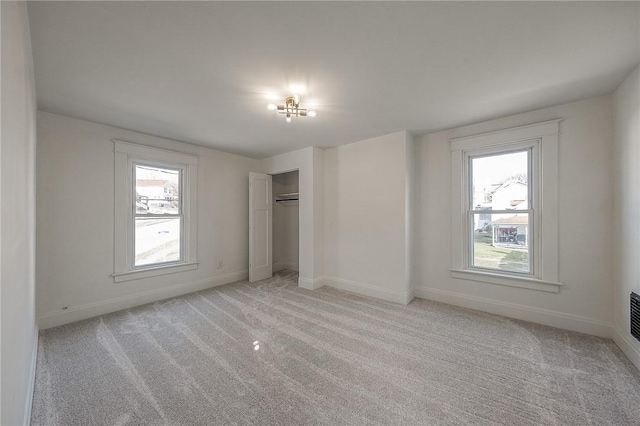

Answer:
[323,131,414,303]
[36,112,260,328]
[415,95,614,336]
[1,2,38,424]
[613,66,640,369]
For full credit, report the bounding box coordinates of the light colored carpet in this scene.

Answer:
[31,271,640,425]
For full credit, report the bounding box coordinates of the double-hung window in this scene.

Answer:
[450,120,562,293]
[113,141,198,282]
[133,163,183,267]
[469,147,532,274]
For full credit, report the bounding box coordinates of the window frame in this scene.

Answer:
[113,140,198,283]
[450,120,562,293]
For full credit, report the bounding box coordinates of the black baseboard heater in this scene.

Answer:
[632,292,640,342]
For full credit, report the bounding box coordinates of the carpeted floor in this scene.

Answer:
[31,270,640,425]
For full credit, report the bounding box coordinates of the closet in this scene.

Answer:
[272,170,299,273]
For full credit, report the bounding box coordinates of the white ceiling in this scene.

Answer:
[28,2,639,159]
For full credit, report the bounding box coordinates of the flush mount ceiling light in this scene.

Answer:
[267,95,317,124]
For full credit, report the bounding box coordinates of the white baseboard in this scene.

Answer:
[612,326,640,371]
[24,327,39,426]
[273,261,298,273]
[415,286,612,338]
[324,276,414,305]
[37,270,248,330]
[407,286,416,304]
[298,276,324,290]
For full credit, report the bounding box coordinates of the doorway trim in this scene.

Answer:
[260,147,323,289]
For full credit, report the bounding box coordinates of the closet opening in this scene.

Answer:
[271,170,299,273]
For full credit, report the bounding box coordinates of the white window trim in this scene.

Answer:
[450,120,562,293]
[113,140,198,283]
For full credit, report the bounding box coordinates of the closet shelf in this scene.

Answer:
[275,192,299,204]
[275,192,299,198]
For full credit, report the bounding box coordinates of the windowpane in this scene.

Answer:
[470,150,531,274]
[472,213,530,273]
[135,217,181,267]
[135,165,180,215]
[471,151,528,211]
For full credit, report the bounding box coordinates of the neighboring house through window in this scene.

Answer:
[450,120,562,293]
[113,141,198,283]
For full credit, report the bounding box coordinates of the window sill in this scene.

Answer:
[113,262,199,283]
[450,268,562,293]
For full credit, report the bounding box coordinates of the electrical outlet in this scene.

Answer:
[217,260,223,269]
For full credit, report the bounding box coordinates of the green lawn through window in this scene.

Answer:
[473,232,529,273]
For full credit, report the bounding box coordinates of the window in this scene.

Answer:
[450,120,562,293]
[134,164,182,267]
[113,141,198,282]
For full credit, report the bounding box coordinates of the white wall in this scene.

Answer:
[415,95,614,337]
[405,132,416,299]
[272,170,299,271]
[313,148,324,281]
[261,147,323,289]
[323,131,414,304]
[1,2,38,424]
[612,66,640,369]
[36,112,260,328]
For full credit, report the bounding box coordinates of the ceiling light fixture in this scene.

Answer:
[267,95,317,124]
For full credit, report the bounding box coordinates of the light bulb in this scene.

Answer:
[267,103,277,111]
[286,116,292,124]
[293,94,300,105]
[308,111,317,118]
